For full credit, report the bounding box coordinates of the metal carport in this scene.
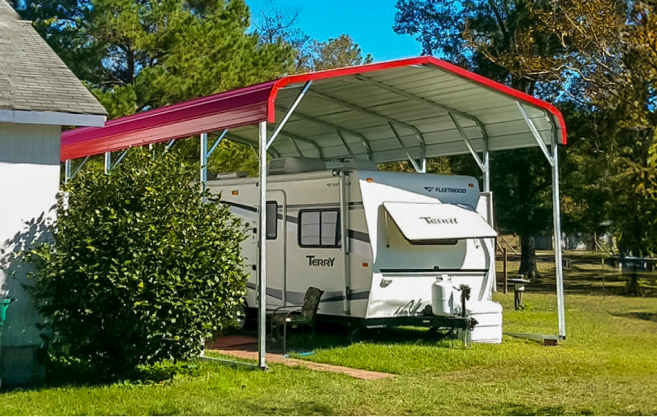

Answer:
[61,56,567,370]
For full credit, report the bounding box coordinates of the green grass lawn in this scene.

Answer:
[1,258,657,415]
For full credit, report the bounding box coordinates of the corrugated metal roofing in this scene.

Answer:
[0,2,107,117]
[61,56,566,162]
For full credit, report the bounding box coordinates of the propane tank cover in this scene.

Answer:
[432,276,453,316]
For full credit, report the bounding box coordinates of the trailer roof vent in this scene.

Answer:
[213,171,249,180]
[268,157,327,175]
[340,158,378,171]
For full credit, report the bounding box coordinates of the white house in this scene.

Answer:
[0,1,106,386]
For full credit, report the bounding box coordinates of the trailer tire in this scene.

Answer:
[234,304,247,331]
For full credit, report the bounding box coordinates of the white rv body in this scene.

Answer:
[207,161,502,343]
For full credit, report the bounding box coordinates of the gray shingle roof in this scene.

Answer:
[0,1,107,116]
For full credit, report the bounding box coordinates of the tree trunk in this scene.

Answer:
[519,234,540,278]
[516,151,539,279]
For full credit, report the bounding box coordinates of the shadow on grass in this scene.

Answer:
[5,325,443,391]
[235,319,458,356]
[232,398,337,416]
[0,358,208,394]
[611,312,657,322]
[488,403,576,416]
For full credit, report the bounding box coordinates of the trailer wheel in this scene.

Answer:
[349,325,365,342]
[234,304,247,331]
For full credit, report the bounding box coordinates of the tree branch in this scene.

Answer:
[486,0,509,46]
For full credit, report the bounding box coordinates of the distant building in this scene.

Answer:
[534,235,554,251]
[0,1,106,386]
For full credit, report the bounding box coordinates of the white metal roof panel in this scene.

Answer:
[62,56,565,161]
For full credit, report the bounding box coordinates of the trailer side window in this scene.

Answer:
[298,209,340,248]
[266,201,278,240]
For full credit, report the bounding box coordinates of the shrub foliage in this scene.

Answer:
[22,148,248,375]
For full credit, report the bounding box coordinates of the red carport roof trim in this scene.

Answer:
[267,56,567,145]
[61,56,567,161]
[61,81,276,160]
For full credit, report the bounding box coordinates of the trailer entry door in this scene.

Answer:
[383,202,497,244]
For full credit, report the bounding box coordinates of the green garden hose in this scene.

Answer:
[0,298,16,390]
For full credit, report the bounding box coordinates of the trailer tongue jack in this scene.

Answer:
[458,284,471,318]
[458,284,473,348]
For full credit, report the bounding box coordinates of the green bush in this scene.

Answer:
[21,148,248,377]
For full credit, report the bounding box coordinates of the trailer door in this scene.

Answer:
[266,192,287,307]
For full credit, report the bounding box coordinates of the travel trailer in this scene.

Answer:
[208,157,502,343]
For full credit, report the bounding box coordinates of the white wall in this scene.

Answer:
[0,122,60,348]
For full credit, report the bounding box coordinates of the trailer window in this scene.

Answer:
[266,201,278,240]
[298,210,340,248]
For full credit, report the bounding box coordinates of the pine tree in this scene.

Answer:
[23,0,294,118]
[22,0,294,177]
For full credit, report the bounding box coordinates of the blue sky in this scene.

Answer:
[245,0,422,62]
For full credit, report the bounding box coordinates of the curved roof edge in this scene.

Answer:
[61,56,566,161]
[268,56,567,145]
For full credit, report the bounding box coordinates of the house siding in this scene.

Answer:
[0,122,60,386]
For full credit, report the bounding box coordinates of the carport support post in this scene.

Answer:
[200,133,208,198]
[551,141,566,339]
[104,152,111,174]
[483,146,490,193]
[64,160,71,184]
[483,144,493,290]
[257,121,268,371]
[518,101,566,340]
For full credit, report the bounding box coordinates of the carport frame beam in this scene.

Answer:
[162,139,176,155]
[516,102,554,166]
[518,102,566,340]
[69,156,90,181]
[289,137,304,157]
[278,131,324,159]
[267,82,312,149]
[276,106,372,160]
[200,129,229,199]
[389,123,423,173]
[226,133,282,159]
[337,130,356,158]
[448,113,491,192]
[309,90,426,171]
[112,149,129,170]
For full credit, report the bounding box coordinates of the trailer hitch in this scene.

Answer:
[452,284,471,318]
[458,284,471,318]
